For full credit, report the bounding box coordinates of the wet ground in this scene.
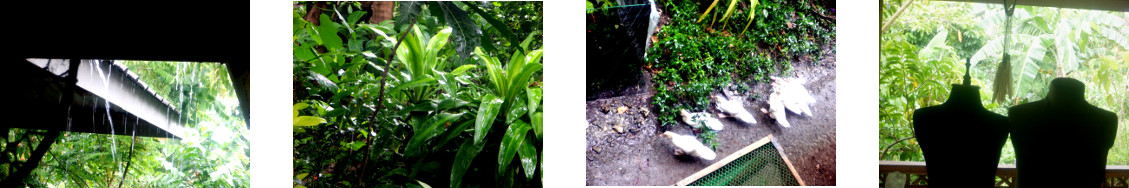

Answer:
[584,50,836,186]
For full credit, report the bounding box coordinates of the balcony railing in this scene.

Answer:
[878,161,1129,187]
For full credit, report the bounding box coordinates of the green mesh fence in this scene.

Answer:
[686,142,801,186]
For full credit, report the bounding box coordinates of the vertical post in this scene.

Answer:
[0,59,79,186]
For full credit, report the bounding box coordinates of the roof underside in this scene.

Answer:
[5,59,185,139]
[935,0,1129,12]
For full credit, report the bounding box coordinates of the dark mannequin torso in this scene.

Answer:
[1009,78,1117,187]
[913,84,1010,187]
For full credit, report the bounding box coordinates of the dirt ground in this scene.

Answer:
[584,50,837,186]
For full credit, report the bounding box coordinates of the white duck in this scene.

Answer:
[713,94,757,124]
[766,76,818,127]
[661,131,717,160]
[767,91,791,127]
[680,109,724,131]
[779,77,816,117]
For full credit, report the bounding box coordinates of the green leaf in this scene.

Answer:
[294,103,310,119]
[406,113,464,157]
[517,132,538,180]
[697,0,721,23]
[532,112,543,140]
[397,2,425,28]
[296,173,309,180]
[436,121,474,150]
[434,2,482,58]
[450,141,483,188]
[505,99,527,125]
[417,180,432,188]
[308,71,340,92]
[474,94,503,144]
[388,77,437,95]
[497,121,531,178]
[295,45,316,62]
[526,87,542,116]
[451,64,478,75]
[317,14,343,51]
[462,2,521,53]
[720,0,740,22]
[293,116,327,127]
[346,11,367,28]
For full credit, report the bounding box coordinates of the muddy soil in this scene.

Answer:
[584,50,836,186]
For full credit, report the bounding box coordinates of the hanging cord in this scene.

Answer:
[964,58,972,86]
[992,0,1018,102]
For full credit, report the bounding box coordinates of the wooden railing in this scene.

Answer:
[878,161,1129,187]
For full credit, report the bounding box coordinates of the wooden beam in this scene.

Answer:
[5,59,185,139]
[934,0,1129,12]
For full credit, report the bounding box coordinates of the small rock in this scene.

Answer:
[640,108,650,117]
[613,124,624,134]
[617,106,628,114]
[593,146,601,153]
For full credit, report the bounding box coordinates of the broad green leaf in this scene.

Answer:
[294,103,310,111]
[317,14,343,51]
[526,87,543,117]
[293,116,326,127]
[474,94,503,144]
[396,2,424,28]
[406,113,463,157]
[388,77,437,95]
[346,11,367,29]
[450,141,483,188]
[520,31,538,53]
[505,99,527,124]
[434,2,482,58]
[462,2,521,53]
[427,27,454,59]
[437,98,470,110]
[295,45,316,62]
[506,62,543,105]
[436,121,474,150]
[294,103,309,118]
[306,24,323,45]
[919,26,949,59]
[497,121,531,178]
[532,112,543,140]
[517,133,538,180]
[308,71,339,92]
[296,173,309,180]
[451,64,478,75]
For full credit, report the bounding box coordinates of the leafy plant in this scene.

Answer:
[293,2,543,187]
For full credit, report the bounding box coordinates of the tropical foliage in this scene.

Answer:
[1,61,249,187]
[292,2,543,187]
[879,0,1129,165]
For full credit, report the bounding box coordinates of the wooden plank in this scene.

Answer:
[674,134,775,186]
[772,135,806,186]
[879,161,1129,178]
[933,0,1128,12]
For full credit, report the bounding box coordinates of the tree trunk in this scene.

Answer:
[303,2,327,26]
[370,1,395,24]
